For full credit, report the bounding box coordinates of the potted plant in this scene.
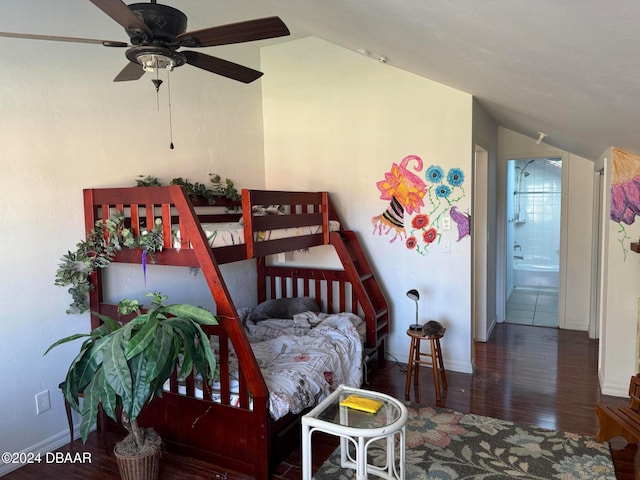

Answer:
[46,292,218,480]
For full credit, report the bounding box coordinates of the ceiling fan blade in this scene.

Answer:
[0,31,127,47]
[183,51,263,83]
[89,0,152,38]
[114,61,145,82]
[177,16,289,48]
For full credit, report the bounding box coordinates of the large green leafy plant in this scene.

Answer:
[46,293,218,453]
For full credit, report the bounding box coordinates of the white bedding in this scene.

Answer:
[246,312,364,419]
[173,220,341,249]
[165,311,364,420]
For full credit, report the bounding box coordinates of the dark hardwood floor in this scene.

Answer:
[5,323,634,479]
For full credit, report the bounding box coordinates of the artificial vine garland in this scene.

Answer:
[55,212,164,314]
[56,173,240,314]
[136,173,241,204]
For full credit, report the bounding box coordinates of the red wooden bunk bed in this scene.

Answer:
[83,185,388,479]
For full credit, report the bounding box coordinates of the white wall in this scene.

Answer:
[261,37,474,373]
[563,153,596,330]
[0,30,266,475]
[599,148,640,396]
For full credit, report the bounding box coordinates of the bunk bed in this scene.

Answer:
[83,185,389,479]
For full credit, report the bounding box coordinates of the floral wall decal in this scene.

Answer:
[611,148,640,225]
[372,155,470,255]
[372,155,427,242]
[610,147,640,260]
[450,206,471,241]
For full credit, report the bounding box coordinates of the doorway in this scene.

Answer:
[473,145,489,342]
[505,157,562,327]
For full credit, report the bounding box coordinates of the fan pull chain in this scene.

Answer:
[167,70,174,149]
[152,68,163,111]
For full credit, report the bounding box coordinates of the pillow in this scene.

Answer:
[236,307,252,323]
[239,205,286,226]
[246,297,320,323]
[252,204,286,216]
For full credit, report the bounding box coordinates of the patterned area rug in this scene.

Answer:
[314,404,615,479]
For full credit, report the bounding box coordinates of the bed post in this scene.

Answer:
[83,189,104,330]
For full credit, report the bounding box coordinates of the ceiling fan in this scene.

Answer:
[0,0,290,84]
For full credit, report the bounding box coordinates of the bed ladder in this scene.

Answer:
[330,231,388,368]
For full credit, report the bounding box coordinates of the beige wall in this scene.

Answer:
[261,37,475,373]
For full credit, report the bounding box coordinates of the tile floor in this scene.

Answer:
[505,288,558,327]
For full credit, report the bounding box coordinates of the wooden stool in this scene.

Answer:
[404,328,447,403]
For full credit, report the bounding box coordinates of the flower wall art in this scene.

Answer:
[610,148,640,259]
[372,154,470,255]
[611,148,640,225]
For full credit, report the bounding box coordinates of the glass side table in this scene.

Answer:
[301,385,408,480]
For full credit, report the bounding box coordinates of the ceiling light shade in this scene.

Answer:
[406,289,422,330]
[126,46,187,72]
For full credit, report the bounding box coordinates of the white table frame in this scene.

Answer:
[301,385,408,480]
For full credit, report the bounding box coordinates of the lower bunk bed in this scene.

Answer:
[106,267,368,478]
[83,185,389,478]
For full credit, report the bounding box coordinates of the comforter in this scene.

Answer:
[214,311,364,420]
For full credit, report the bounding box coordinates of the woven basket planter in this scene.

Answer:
[114,448,161,480]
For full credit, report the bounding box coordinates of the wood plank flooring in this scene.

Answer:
[4,323,634,479]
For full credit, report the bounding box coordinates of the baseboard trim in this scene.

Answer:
[561,320,588,331]
[387,349,472,374]
[600,379,631,397]
[0,424,82,477]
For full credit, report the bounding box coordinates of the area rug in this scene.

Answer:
[314,404,615,480]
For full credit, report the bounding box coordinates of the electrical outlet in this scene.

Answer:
[35,390,50,415]
[441,217,452,231]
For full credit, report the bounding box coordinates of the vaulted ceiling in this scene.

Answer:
[3,0,640,160]
[257,0,640,160]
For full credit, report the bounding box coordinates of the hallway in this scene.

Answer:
[506,288,558,327]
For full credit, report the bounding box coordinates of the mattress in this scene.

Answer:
[173,220,340,249]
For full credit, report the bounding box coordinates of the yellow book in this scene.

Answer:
[339,394,383,413]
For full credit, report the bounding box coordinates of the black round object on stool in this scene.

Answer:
[423,320,445,337]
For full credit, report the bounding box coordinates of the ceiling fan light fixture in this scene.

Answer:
[140,54,174,72]
[126,46,186,72]
[6,2,290,84]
